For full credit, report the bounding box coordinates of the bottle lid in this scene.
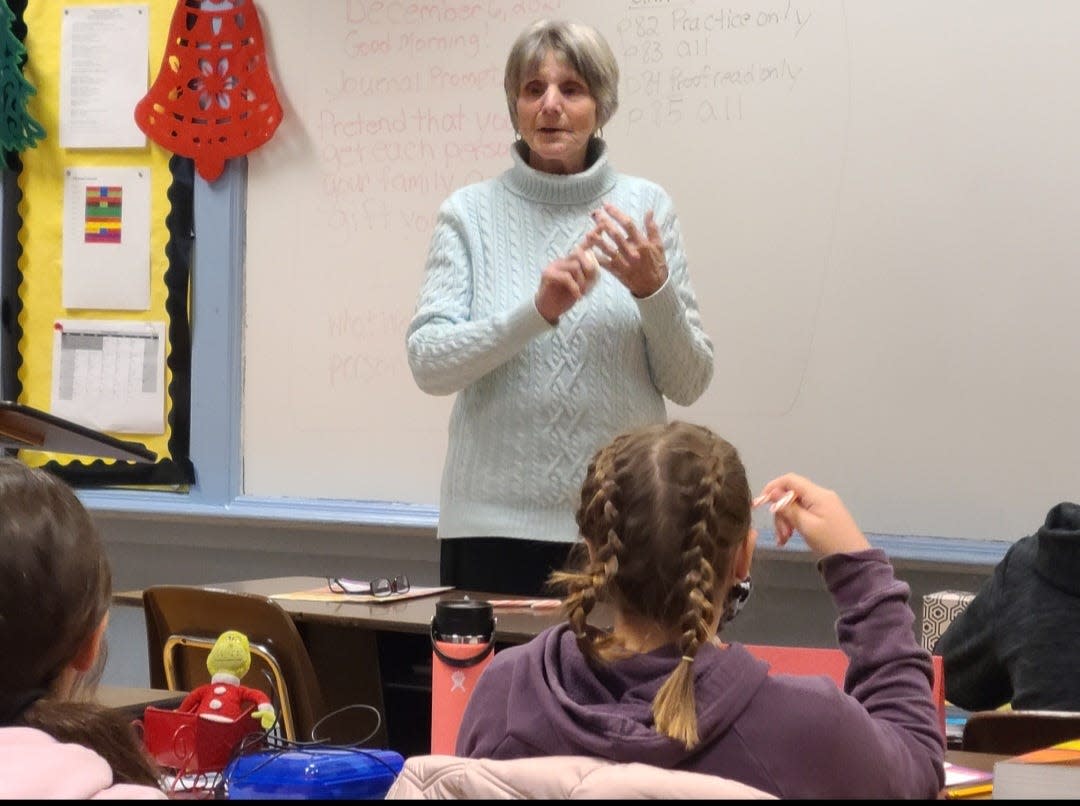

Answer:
[433,599,494,638]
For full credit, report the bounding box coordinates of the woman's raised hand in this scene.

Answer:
[586,203,668,298]
[534,245,600,325]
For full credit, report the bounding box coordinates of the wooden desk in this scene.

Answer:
[115,576,578,755]
[947,750,1006,771]
[96,685,187,721]
[115,576,574,642]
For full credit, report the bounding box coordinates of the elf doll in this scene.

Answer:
[177,630,276,729]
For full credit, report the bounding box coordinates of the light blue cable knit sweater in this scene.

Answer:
[406,139,714,542]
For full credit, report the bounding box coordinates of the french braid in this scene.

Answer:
[550,435,627,659]
[549,421,751,750]
[652,447,724,748]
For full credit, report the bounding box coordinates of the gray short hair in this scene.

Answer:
[503,19,619,133]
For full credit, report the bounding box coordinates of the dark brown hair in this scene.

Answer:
[551,421,752,749]
[0,459,162,787]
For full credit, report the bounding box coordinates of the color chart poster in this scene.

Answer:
[61,166,151,310]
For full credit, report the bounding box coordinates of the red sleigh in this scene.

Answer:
[140,703,266,786]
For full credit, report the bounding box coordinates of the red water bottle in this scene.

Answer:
[430,599,495,755]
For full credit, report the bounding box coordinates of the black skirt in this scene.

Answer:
[439,536,578,597]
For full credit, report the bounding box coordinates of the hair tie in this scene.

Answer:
[681,655,695,664]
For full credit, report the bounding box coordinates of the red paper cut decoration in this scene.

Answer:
[135,0,282,181]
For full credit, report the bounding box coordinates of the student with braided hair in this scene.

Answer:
[455,421,945,799]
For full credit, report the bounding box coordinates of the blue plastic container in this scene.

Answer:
[222,747,405,800]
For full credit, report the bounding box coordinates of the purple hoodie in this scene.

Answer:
[457,549,945,799]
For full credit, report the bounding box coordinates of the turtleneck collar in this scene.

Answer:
[503,138,617,205]
[1035,502,1080,595]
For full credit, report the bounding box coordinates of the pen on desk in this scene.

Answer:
[945,783,993,799]
[487,599,561,610]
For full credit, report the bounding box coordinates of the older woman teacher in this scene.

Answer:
[406,19,714,596]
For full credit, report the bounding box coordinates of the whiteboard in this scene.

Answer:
[243,0,1080,543]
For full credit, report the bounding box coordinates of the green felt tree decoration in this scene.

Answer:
[0,1,44,152]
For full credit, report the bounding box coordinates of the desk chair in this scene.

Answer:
[744,644,947,739]
[142,585,329,743]
[961,710,1080,755]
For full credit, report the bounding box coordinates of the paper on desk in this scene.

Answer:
[62,167,151,310]
[272,585,453,604]
[51,319,166,434]
[60,4,148,148]
[944,761,993,788]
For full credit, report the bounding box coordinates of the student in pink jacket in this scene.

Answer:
[0,459,165,799]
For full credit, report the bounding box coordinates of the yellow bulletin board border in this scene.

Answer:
[3,0,193,486]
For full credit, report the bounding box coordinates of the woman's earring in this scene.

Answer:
[722,577,752,624]
[595,127,604,140]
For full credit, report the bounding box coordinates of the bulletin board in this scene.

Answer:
[7,0,193,486]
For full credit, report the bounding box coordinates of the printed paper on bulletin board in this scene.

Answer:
[61,166,152,310]
[14,0,192,484]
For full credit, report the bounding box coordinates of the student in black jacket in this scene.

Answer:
[936,502,1080,711]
